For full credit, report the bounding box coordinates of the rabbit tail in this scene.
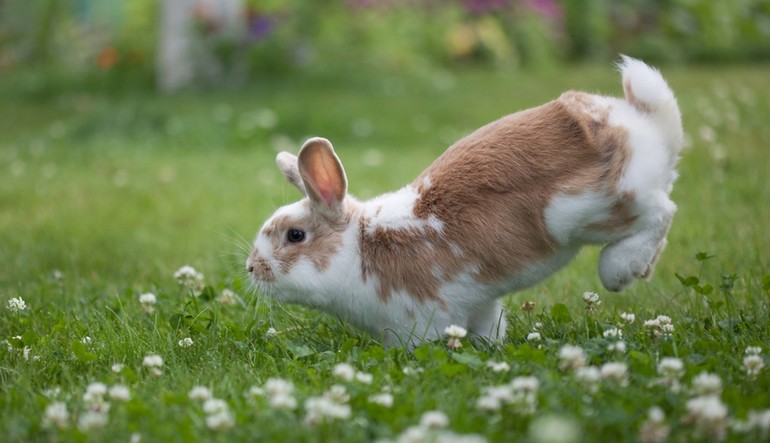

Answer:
[618,55,684,165]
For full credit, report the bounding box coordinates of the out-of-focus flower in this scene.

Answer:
[444,325,467,350]
[558,345,586,371]
[600,362,629,386]
[7,297,26,312]
[639,406,670,443]
[42,402,69,429]
[139,293,157,314]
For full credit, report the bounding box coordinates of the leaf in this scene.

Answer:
[675,273,699,288]
[551,303,572,324]
[450,352,483,369]
[695,252,715,262]
[71,340,97,362]
[21,331,40,346]
[694,284,713,295]
[720,274,738,292]
[286,342,315,359]
[439,362,467,376]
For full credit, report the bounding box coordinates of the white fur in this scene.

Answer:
[364,186,444,234]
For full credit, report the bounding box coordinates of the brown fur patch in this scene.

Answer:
[358,218,451,308]
[357,92,636,299]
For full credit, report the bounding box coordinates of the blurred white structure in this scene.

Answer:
[157,0,242,92]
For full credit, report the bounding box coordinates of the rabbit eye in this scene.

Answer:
[286,229,306,243]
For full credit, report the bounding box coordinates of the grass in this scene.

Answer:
[1,61,769,442]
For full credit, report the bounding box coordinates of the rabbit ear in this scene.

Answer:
[276,151,307,196]
[298,137,348,219]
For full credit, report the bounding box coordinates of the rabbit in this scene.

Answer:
[247,56,683,347]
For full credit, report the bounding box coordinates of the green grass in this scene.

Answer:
[1,62,769,442]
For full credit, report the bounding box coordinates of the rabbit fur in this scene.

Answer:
[247,56,683,346]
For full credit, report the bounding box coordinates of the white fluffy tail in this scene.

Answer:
[618,55,683,162]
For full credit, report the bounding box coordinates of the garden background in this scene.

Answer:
[1,1,770,442]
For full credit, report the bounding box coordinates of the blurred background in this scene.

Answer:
[1,0,769,295]
[2,0,770,92]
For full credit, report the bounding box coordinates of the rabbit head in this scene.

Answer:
[247,138,360,308]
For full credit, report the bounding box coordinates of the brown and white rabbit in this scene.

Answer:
[247,56,683,346]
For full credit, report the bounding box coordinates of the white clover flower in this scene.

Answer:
[476,394,503,412]
[483,385,516,404]
[8,297,26,312]
[600,362,629,386]
[533,322,543,331]
[178,337,194,348]
[216,289,238,305]
[188,386,212,401]
[745,409,770,436]
[397,426,427,443]
[173,265,205,295]
[130,433,142,443]
[444,325,467,350]
[265,327,277,337]
[486,361,511,373]
[582,291,601,312]
[608,341,627,354]
[324,385,350,404]
[745,346,762,355]
[575,366,601,393]
[402,366,424,376]
[528,414,580,443]
[333,363,356,382]
[368,392,394,408]
[203,398,229,415]
[527,332,542,342]
[108,384,131,402]
[138,293,156,314]
[83,382,108,404]
[420,410,449,429]
[621,312,636,324]
[603,328,623,339]
[78,411,108,432]
[685,395,728,440]
[355,372,374,384]
[206,410,235,430]
[142,354,164,368]
[143,354,163,376]
[744,354,765,378]
[111,363,124,373]
[657,357,685,379]
[511,376,539,393]
[644,315,674,339]
[582,291,600,305]
[43,387,61,399]
[558,345,586,371]
[691,372,722,396]
[42,402,69,429]
[269,394,298,410]
[639,407,669,443]
[264,378,294,397]
[304,396,352,425]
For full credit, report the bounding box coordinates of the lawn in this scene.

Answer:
[1,61,769,442]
